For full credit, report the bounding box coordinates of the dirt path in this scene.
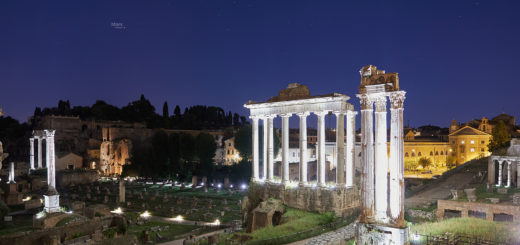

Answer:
[405,172,474,208]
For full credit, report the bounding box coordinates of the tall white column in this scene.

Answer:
[373,94,388,222]
[281,114,291,185]
[29,137,35,170]
[8,162,15,183]
[45,130,56,189]
[506,161,511,187]
[389,91,406,225]
[346,110,357,187]
[267,115,275,181]
[298,112,309,186]
[335,112,346,186]
[251,116,260,181]
[316,111,327,186]
[497,160,503,186]
[262,117,268,181]
[37,136,43,168]
[358,94,375,223]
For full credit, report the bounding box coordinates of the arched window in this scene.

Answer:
[418,152,422,157]
[430,151,433,156]
[405,152,409,157]
[435,151,439,155]
[440,151,444,155]
[411,152,415,157]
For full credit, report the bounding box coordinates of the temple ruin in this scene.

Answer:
[488,138,520,188]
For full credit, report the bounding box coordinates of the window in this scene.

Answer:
[68,164,74,170]
[430,151,433,156]
[411,152,415,157]
[405,152,409,157]
[228,143,231,147]
[481,148,485,152]
[418,152,422,156]
[481,141,485,144]
[470,148,475,152]
[435,151,439,155]
[461,140,465,144]
[440,151,444,155]
[470,140,475,144]
[227,150,230,154]
[292,152,296,157]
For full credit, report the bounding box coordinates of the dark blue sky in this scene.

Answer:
[1,1,519,128]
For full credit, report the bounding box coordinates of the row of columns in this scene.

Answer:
[250,110,357,187]
[358,91,406,225]
[29,136,44,170]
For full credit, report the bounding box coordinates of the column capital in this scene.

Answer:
[333,111,346,116]
[265,114,277,119]
[389,91,406,109]
[44,129,56,138]
[346,110,358,116]
[373,94,387,112]
[29,137,34,142]
[249,115,261,121]
[313,111,329,117]
[296,112,310,117]
[280,113,292,118]
[357,94,374,110]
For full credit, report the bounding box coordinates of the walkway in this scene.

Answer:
[288,222,357,245]
[405,172,474,208]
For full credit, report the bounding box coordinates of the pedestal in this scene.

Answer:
[356,223,409,245]
[44,194,61,213]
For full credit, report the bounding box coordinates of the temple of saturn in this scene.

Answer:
[488,138,520,188]
[32,129,61,213]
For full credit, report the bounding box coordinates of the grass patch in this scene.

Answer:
[127,221,197,243]
[410,217,518,243]
[0,214,34,236]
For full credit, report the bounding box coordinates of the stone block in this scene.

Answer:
[488,198,500,204]
[450,189,463,200]
[24,198,43,210]
[513,193,520,206]
[497,188,508,194]
[4,216,12,222]
[464,188,476,202]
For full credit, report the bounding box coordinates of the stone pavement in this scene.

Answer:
[288,221,357,245]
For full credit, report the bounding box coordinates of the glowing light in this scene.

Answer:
[201,183,204,186]
[211,219,221,226]
[140,211,151,218]
[230,184,234,188]
[240,184,247,190]
[22,196,32,202]
[217,183,222,188]
[172,215,183,222]
[111,207,123,214]
[66,210,73,214]
[40,198,44,204]
[36,211,46,219]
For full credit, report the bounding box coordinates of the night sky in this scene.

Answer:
[1,1,519,128]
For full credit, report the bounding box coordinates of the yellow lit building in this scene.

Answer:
[224,137,242,165]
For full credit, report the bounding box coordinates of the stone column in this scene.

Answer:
[45,130,56,189]
[281,114,291,185]
[335,112,346,186]
[357,94,375,222]
[8,162,15,183]
[267,115,275,181]
[389,91,406,226]
[316,111,327,186]
[298,112,309,186]
[506,160,511,187]
[497,160,503,186]
[29,137,35,170]
[373,94,388,222]
[37,136,43,168]
[262,117,268,181]
[119,179,125,203]
[251,116,260,181]
[346,110,357,187]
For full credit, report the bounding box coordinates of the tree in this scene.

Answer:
[195,133,217,178]
[233,113,240,127]
[488,121,511,153]
[150,130,169,178]
[174,105,181,118]
[162,101,169,118]
[418,157,432,170]
[180,133,196,163]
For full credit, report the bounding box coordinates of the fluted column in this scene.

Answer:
[251,116,260,181]
[506,161,511,187]
[335,112,346,186]
[389,91,406,226]
[37,136,43,168]
[8,162,15,183]
[497,161,503,186]
[262,117,268,181]
[45,130,56,189]
[316,111,327,186]
[267,115,275,181]
[373,94,388,222]
[346,110,357,187]
[29,138,35,170]
[357,94,375,223]
[298,112,309,186]
[281,114,291,185]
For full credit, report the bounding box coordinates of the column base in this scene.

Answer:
[356,223,409,245]
[44,194,61,213]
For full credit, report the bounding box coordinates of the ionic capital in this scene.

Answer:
[249,115,261,121]
[313,111,329,117]
[280,113,292,118]
[29,137,34,142]
[389,91,406,109]
[296,112,310,118]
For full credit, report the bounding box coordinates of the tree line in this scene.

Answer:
[33,94,248,130]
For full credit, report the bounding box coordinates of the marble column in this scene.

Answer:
[262,117,268,181]
[497,161,503,186]
[335,112,346,186]
[298,112,309,186]
[358,94,375,222]
[506,161,511,187]
[281,114,291,185]
[251,116,260,181]
[389,91,406,225]
[373,94,388,222]
[267,115,275,181]
[37,136,43,168]
[346,110,357,187]
[29,137,35,170]
[316,111,327,186]
[45,130,56,189]
[8,162,15,183]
